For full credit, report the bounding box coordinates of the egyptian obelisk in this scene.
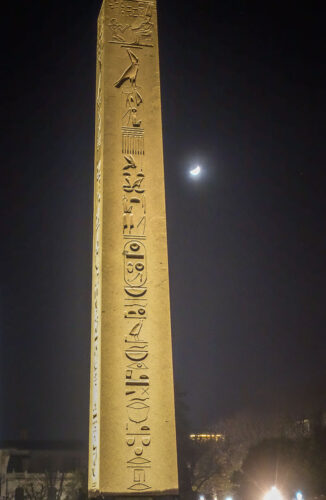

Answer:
[88,0,179,496]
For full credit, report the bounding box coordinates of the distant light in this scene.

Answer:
[199,495,205,500]
[190,165,201,176]
[263,487,283,500]
[225,496,233,500]
[213,496,218,500]
[189,433,223,441]
[296,492,303,500]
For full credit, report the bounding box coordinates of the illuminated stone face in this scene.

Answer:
[88,0,179,496]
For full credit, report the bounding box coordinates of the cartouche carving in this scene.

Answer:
[124,240,147,287]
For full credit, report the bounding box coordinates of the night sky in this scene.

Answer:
[1,1,326,441]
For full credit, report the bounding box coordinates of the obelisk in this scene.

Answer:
[88,0,179,496]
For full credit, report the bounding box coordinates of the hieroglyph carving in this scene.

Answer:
[114,34,152,491]
[89,0,178,495]
[108,1,154,47]
[90,5,104,491]
[117,50,145,155]
[115,50,139,88]
[122,154,150,491]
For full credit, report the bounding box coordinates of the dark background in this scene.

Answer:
[1,0,325,440]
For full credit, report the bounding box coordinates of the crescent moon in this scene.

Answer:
[190,165,201,176]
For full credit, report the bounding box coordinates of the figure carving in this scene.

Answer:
[108,4,154,47]
[108,18,130,41]
[123,92,143,127]
[131,11,153,45]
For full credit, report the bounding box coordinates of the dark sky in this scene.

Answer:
[1,0,326,441]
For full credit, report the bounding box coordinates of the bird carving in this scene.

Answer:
[114,50,139,88]
[128,320,143,341]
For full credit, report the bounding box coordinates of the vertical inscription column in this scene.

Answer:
[89,0,178,496]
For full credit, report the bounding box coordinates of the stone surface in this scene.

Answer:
[88,0,179,496]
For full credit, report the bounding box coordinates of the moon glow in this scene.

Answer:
[190,165,201,176]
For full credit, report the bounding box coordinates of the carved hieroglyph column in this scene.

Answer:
[88,0,179,496]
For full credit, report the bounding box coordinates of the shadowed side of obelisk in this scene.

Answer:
[88,0,179,497]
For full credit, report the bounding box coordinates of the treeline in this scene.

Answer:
[176,394,326,500]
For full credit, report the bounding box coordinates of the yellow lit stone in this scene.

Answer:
[88,0,179,496]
